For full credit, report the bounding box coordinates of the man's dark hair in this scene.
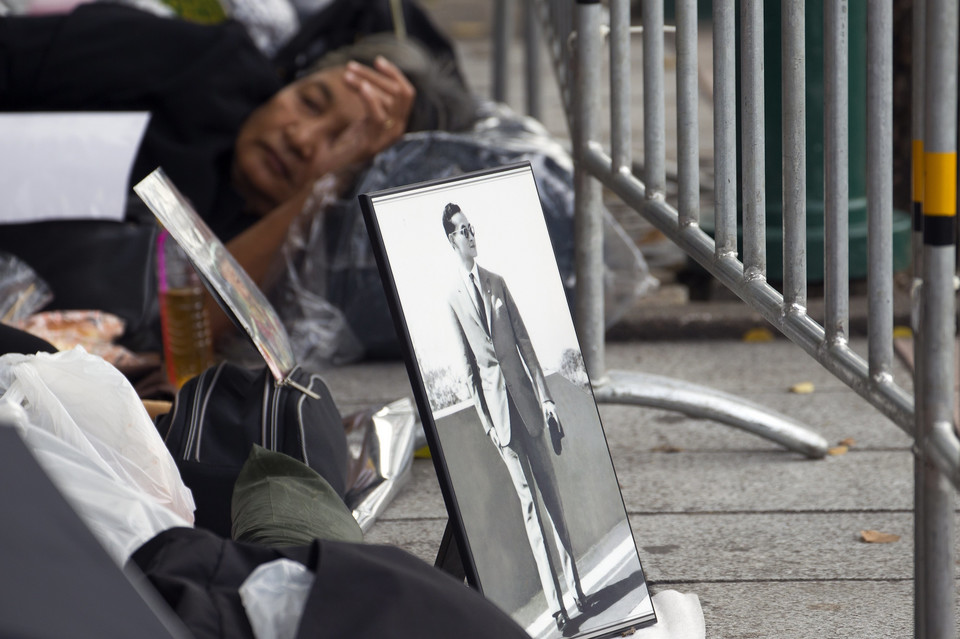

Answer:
[302,34,477,133]
[442,202,462,236]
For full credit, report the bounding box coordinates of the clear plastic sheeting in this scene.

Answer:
[271,100,658,368]
[343,397,418,533]
[267,175,366,367]
[239,559,315,639]
[0,251,52,324]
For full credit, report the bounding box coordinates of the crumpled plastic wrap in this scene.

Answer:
[270,100,658,369]
[0,251,52,325]
[342,397,418,533]
[265,175,367,367]
[18,309,154,368]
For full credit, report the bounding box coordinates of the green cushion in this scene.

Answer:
[231,445,363,547]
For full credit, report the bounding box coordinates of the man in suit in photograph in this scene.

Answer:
[442,202,590,632]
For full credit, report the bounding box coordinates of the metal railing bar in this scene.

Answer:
[910,0,927,633]
[573,0,606,382]
[740,0,766,279]
[782,0,806,311]
[532,0,574,134]
[824,0,850,347]
[642,0,666,198]
[524,0,542,121]
[610,0,631,173]
[712,1,737,258]
[492,0,512,104]
[675,0,700,228]
[866,0,894,383]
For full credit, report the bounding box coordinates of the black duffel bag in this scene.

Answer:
[155,361,348,537]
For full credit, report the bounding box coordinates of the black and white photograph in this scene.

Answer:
[360,163,656,639]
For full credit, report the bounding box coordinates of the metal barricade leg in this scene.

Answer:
[594,371,830,459]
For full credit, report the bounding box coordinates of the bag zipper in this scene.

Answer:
[260,371,273,450]
[191,362,225,461]
[181,368,209,459]
[295,371,322,465]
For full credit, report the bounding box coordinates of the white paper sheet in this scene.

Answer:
[0,112,150,224]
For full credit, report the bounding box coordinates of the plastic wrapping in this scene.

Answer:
[342,397,418,533]
[0,348,195,526]
[265,174,366,367]
[271,100,658,368]
[18,310,150,368]
[0,251,52,324]
[239,559,315,639]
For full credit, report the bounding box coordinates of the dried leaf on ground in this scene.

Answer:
[893,325,913,339]
[838,437,855,447]
[790,381,815,394]
[860,530,901,543]
[827,445,849,456]
[742,327,775,342]
[650,444,684,453]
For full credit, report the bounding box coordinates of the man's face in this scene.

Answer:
[233,66,370,216]
[447,211,477,261]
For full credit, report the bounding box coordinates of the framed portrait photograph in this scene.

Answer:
[359,163,656,639]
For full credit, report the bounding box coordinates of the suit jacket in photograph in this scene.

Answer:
[449,265,553,448]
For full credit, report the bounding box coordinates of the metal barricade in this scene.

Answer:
[494,0,958,635]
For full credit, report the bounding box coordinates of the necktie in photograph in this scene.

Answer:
[470,273,489,334]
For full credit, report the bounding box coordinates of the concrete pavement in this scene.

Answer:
[330,338,934,637]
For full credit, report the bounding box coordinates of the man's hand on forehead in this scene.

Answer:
[343,56,415,140]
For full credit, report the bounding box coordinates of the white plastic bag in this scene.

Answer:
[0,400,192,564]
[0,347,195,523]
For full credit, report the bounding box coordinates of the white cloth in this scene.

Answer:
[639,590,705,639]
[240,559,315,639]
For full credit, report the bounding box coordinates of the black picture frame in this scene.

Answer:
[360,163,657,639]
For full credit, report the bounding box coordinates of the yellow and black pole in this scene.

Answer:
[918,0,957,635]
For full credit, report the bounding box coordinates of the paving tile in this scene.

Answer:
[657,581,923,639]
[614,449,915,513]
